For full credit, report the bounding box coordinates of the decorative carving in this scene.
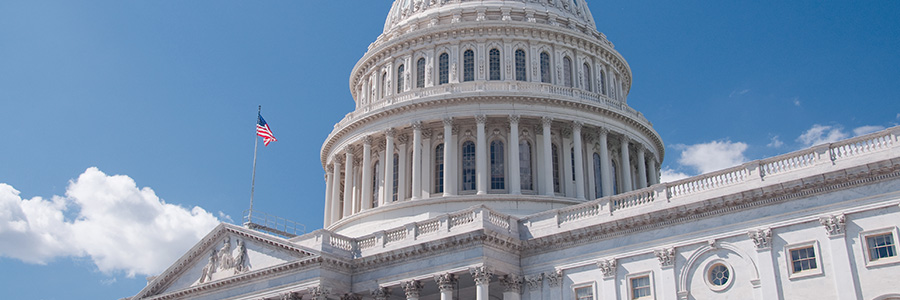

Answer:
[363,136,373,146]
[597,127,609,137]
[655,247,675,268]
[500,275,523,294]
[541,116,553,127]
[233,239,250,274]
[508,114,520,125]
[340,293,362,300]
[401,280,423,298]
[546,270,562,287]
[597,259,616,278]
[819,214,846,237]
[384,128,396,138]
[525,273,543,291]
[280,291,301,300]
[434,273,457,291]
[411,120,423,130]
[217,237,233,270]
[470,265,493,285]
[397,134,409,144]
[442,117,453,127]
[422,129,433,139]
[344,145,355,155]
[199,249,217,283]
[308,285,331,300]
[561,127,572,138]
[748,228,773,250]
[371,287,391,300]
[572,121,583,131]
[475,114,487,124]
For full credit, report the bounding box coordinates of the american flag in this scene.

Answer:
[257,114,277,146]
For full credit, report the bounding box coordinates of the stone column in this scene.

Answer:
[597,259,617,300]
[435,273,457,300]
[476,115,488,195]
[361,137,373,210]
[471,266,493,300]
[411,121,423,200]
[500,275,523,300]
[397,134,409,201]
[383,129,396,204]
[655,247,676,300]
[619,135,633,193]
[525,274,542,300]
[442,118,457,196]
[820,214,860,300]
[324,168,333,226]
[343,146,355,217]
[598,129,612,197]
[541,117,554,196]
[636,144,647,189]
[748,229,780,300]
[331,159,343,222]
[401,280,423,300]
[508,115,521,195]
[648,157,659,185]
[572,121,585,200]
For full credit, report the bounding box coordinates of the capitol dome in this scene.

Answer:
[321,0,664,237]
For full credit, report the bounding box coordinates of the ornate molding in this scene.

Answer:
[434,273,457,291]
[655,247,675,268]
[525,273,543,291]
[470,265,493,285]
[546,270,562,287]
[597,259,616,279]
[402,280,423,298]
[748,228,772,250]
[500,275,523,294]
[819,214,846,237]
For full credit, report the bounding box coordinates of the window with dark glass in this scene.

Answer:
[790,246,818,273]
[520,140,533,190]
[434,144,444,193]
[593,153,603,197]
[462,141,476,191]
[540,52,551,83]
[392,153,399,201]
[552,144,561,193]
[397,64,405,94]
[563,56,573,87]
[599,70,606,95]
[372,160,380,207]
[489,48,501,81]
[515,49,526,81]
[416,58,426,88]
[612,161,619,195]
[490,140,505,190]
[439,52,449,85]
[463,50,475,82]
[583,63,592,92]
[381,72,388,98]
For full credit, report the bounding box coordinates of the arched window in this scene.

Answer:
[540,52,551,83]
[599,70,606,95]
[372,160,381,207]
[490,140,505,190]
[463,50,475,82]
[434,144,444,193]
[416,58,426,88]
[515,49,526,81]
[593,153,602,197]
[392,153,400,201]
[489,48,501,81]
[611,160,619,195]
[461,141,476,191]
[563,56,573,87]
[439,52,449,85]
[381,71,388,98]
[583,63,592,92]
[397,64,405,94]
[520,140,533,190]
[552,144,561,193]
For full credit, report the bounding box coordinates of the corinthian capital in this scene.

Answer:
[470,266,493,285]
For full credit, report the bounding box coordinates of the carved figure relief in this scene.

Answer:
[197,237,252,284]
[199,249,218,283]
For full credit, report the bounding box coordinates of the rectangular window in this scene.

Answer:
[574,286,594,300]
[867,233,897,261]
[790,246,817,273]
[630,276,651,299]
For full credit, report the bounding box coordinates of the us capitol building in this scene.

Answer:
[132,0,900,299]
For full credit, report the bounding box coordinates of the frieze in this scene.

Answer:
[819,214,846,237]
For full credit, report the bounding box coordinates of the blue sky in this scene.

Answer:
[1,1,898,299]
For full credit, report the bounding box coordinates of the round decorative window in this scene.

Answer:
[708,264,730,286]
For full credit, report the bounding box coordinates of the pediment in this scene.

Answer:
[135,223,318,299]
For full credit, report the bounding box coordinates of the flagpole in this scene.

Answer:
[248,105,261,226]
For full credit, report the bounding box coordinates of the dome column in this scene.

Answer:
[648,157,659,185]
[330,158,343,222]
[476,115,488,195]
[541,117,554,196]
[343,146,355,217]
[411,122,423,200]
[636,144,648,189]
[620,136,633,193]
[443,118,457,196]
[435,273,457,300]
[598,128,612,197]
[323,167,333,226]
[361,137,374,210]
[572,121,586,200]
[508,115,521,195]
[383,129,396,205]
[471,266,493,300]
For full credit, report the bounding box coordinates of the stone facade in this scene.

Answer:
[132,1,900,299]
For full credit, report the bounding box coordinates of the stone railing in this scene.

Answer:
[416,219,441,236]
[830,130,895,161]
[332,81,645,134]
[557,203,600,225]
[759,147,821,178]
[384,228,407,245]
[611,188,658,212]
[328,233,355,252]
[666,166,751,198]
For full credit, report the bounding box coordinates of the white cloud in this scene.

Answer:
[852,125,885,136]
[0,168,222,277]
[659,168,691,183]
[728,89,750,98]
[674,140,748,174]
[796,124,849,147]
[792,97,801,107]
[767,135,784,148]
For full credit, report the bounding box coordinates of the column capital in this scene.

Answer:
[411,120,423,130]
[307,285,331,300]
[597,127,609,137]
[596,259,616,279]
[326,164,334,173]
[572,120,583,131]
[363,136,373,146]
[280,291,301,300]
[470,265,493,285]
[401,280,423,298]
[546,270,563,287]
[434,273,457,292]
[655,247,675,268]
[371,287,391,300]
[500,275,523,294]
[541,116,553,127]
[620,134,631,144]
[748,228,773,250]
[344,145,355,155]
[635,142,645,151]
[475,114,487,124]
[443,117,454,126]
[384,128,396,138]
[333,156,345,165]
[819,214,846,237]
[340,294,362,300]
[508,114,520,125]
[524,273,543,291]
